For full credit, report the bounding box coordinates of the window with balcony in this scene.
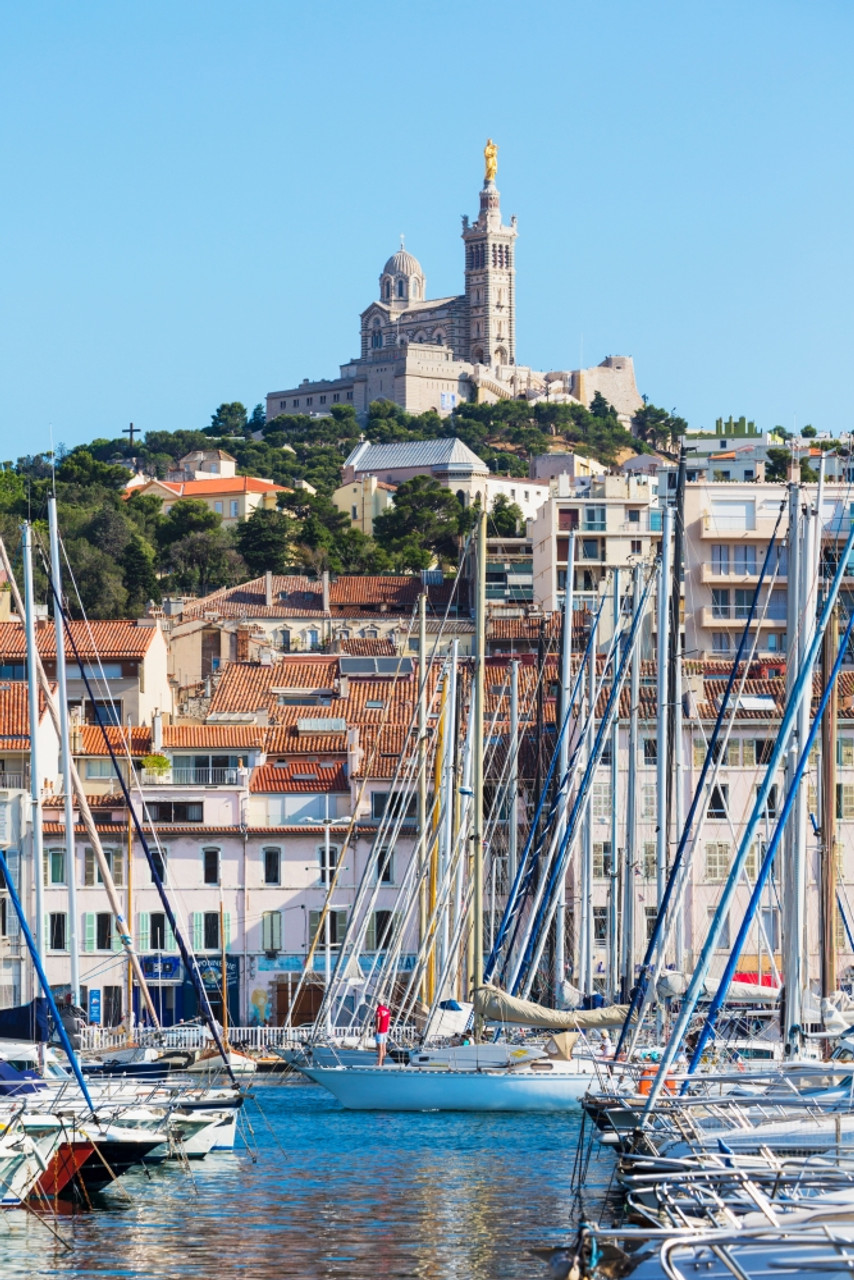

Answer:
[712,588,730,618]
[734,588,752,619]
[643,739,657,765]
[593,906,608,943]
[628,508,640,524]
[712,632,731,653]
[733,545,757,575]
[584,507,606,532]
[711,545,730,575]
[581,539,601,561]
[171,755,240,785]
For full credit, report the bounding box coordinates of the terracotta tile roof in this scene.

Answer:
[181,575,325,620]
[0,681,52,741]
[329,576,455,617]
[150,476,285,497]
[263,725,348,755]
[162,724,266,750]
[339,638,395,656]
[249,762,349,793]
[80,725,152,756]
[208,659,341,718]
[352,725,418,778]
[0,620,159,661]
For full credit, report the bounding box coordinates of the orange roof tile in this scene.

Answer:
[181,575,325,620]
[0,681,52,741]
[0,620,160,661]
[80,725,151,756]
[150,476,285,497]
[162,724,266,750]
[249,762,349,793]
[339,638,395,656]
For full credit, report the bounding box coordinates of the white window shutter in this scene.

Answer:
[137,912,150,951]
[44,914,50,950]
[84,849,95,887]
[165,917,176,952]
[191,912,203,952]
[112,917,123,952]
[222,911,232,952]
[273,910,282,951]
[84,913,95,953]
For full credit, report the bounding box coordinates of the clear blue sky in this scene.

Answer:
[2,1,852,454]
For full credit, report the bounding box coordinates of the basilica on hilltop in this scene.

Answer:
[266,142,642,424]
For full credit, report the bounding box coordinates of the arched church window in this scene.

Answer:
[384,281,391,299]
[495,347,507,365]
[456,490,466,505]
[397,280,405,298]
[492,245,498,267]
[434,331,444,345]
[473,347,484,364]
[371,320,383,350]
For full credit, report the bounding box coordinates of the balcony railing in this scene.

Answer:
[711,604,787,621]
[140,767,242,786]
[0,772,27,791]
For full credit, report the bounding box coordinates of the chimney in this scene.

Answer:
[236,627,250,662]
[265,570,273,608]
[322,570,330,613]
[152,712,163,751]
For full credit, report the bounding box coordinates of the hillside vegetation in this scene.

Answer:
[4,394,673,616]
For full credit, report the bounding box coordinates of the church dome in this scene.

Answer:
[382,248,423,278]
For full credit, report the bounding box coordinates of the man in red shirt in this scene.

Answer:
[375,1002,391,1065]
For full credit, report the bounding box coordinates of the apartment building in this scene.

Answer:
[530,472,662,629]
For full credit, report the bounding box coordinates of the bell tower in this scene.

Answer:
[462,139,517,368]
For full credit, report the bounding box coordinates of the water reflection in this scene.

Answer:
[0,1084,611,1279]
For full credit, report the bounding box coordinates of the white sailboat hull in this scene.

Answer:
[299,1063,594,1111]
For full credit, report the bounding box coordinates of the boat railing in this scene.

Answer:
[78,1024,393,1052]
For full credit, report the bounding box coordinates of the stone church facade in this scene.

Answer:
[266,149,642,423]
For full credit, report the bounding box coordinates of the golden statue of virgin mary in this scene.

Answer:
[484,138,498,183]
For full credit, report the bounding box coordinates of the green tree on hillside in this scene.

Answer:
[374,475,466,568]
[488,494,524,536]
[235,508,293,576]
[121,535,161,614]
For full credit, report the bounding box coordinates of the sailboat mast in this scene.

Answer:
[417,590,428,1003]
[608,569,620,996]
[673,611,685,970]
[554,531,575,993]
[621,562,642,1001]
[48,497,79,1008]
[23,522,45,991]
[821,604,839,1002]
[507,659,519,886]
[655,510,673,930]
[579,611,597,995]
[472,507,486,1028]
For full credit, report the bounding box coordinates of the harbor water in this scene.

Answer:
[0,1082,613,1278]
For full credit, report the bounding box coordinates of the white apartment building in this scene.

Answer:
[530,473,662,629]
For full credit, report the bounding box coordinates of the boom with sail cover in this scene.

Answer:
[474,984,630,1030]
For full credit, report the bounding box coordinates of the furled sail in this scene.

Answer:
[656,971,781,1004]
[474,984,630,1029]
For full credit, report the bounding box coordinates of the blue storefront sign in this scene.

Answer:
[141,955,184,982]
[193,956,240,989]
[88,989,101,1024]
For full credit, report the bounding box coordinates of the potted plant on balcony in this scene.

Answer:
[141,753,171,783]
